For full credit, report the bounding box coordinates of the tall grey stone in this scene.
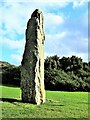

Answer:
[21,9,45,105]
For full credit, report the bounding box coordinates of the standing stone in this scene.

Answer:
[21,9,45,105]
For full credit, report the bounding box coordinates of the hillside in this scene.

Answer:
[0,61,15,71]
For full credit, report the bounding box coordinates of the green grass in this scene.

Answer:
[1,85,21,99]
[0,85,88,118]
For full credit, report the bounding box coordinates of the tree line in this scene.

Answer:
[0,55,90,91]
[44,55,90,91]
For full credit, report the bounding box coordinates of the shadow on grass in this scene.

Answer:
[51,104,64,106]
[0,98,22,103]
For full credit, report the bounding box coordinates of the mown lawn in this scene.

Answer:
[0,85,89,119]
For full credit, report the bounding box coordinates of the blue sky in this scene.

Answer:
[0,0,89,65]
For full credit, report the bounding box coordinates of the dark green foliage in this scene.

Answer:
[44,55,90,91]
[45,69,90,91]
[44,55,60,70]
[45,69,72,91]
[0,61,21,86]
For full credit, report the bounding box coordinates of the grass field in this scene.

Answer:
[0,85,89,119]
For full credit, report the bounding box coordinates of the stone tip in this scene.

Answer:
[31,9,43,18]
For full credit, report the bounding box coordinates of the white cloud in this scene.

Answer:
[81,11,88,28]
[3,0,90,11]
[1,38,25,49]
[45,48,88,62]
[1,1,87,37]
[45,52,58,59]
[44,13,65,34]
[45,32,68,58]
[72,0,89,8]
[46,32,67,40]
[45,13,64,26]
[45,29,88,62]
[0,38,25,65]
[3,0,89,5]
[4,0,68,5]
[1,3,28,35]
[11,54,22,65]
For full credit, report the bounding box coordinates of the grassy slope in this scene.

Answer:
[0,85,88,118]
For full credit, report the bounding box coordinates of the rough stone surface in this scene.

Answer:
[21,9,45,105]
